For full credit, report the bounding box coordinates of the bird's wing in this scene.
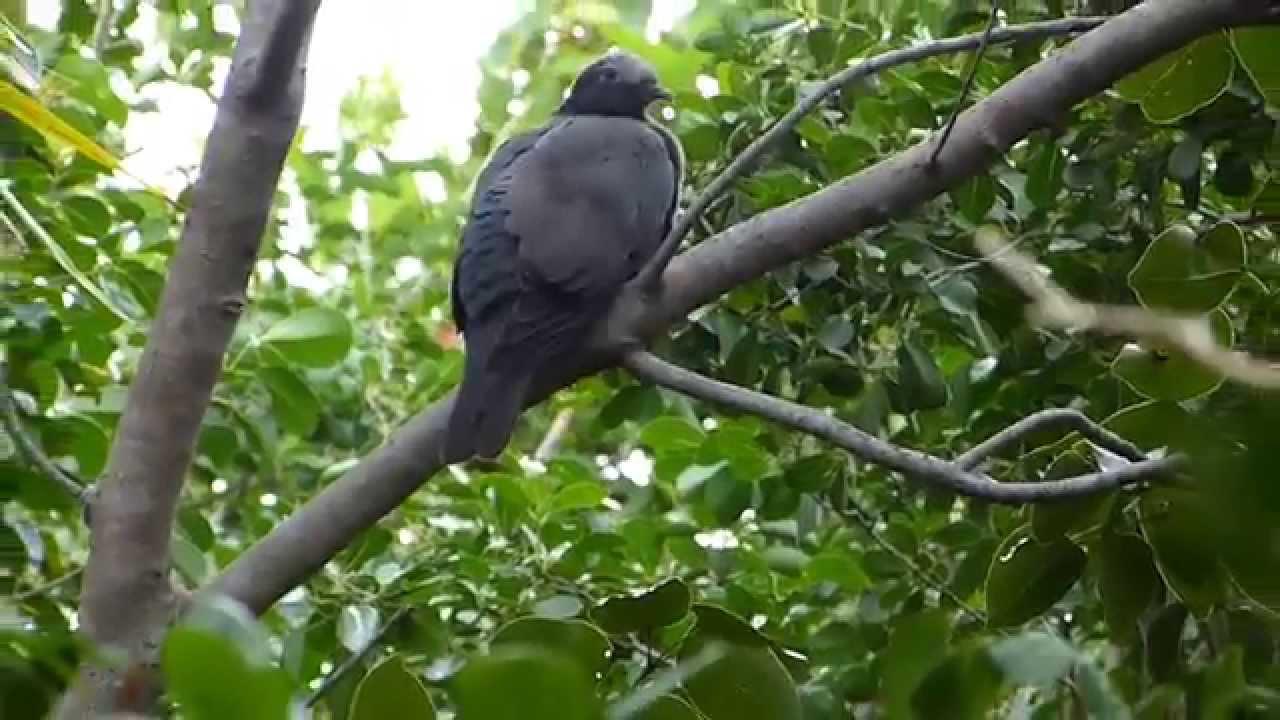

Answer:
[450,127,546,333]
[508,115,680,297]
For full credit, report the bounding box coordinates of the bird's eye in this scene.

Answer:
[601,67,619,82]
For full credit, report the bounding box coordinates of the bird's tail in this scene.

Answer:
[444,327,533,462]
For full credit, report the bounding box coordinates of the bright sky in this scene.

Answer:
[28,1,693,193]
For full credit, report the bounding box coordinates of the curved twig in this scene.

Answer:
[0,362,88,501]
[623,350,1181,504]
[954,407,1146,470]
[632,15,1107,291]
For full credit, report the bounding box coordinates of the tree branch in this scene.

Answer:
[305,606,410,708]
[0,362,89,501]
[623,350,1181,503]
[954,407,1146,471]
[825,497,986,622]
[245,0,321,107]
[631,15,1106,291]
[60,1,322,716]
[207,0,1247,616]
[929,2,1001,166]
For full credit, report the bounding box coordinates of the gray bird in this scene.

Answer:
[446,51,683,461]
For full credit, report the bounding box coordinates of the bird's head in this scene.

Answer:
[560,51,670,119]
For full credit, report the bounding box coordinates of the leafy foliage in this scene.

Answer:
[3,0,1280,718]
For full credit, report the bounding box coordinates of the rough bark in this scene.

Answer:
[206,0,1274,615]
[59,1,322,716]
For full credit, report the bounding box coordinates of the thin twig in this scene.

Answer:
[954,407,1145,470]
[305,605,410,707]
[92,0,114,57]
[930,3,1001,167]
[0,363,88,501]
[0,209,27,252]
[534,409,574,462]
[623,350,1180,504]
[11,567,84,601]
[631,15,1107,291]
[827,497,986,622]
[1,186,134,322]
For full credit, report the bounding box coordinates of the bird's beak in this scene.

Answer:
[649,83,672,102]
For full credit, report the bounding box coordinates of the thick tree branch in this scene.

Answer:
[623,350,1181,503]
[60,1,322,716]
[246,0,321,106]
[632,15,1107,291]
[209,0,1253,616]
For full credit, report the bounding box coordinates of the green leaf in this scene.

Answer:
[783,454,840,493]
[1166,136,1203,208]
[1115,33,1234,123]
[880,610,952,720]
[163,627,293,720]
[690,604,771,647]
[985,526,1085,628]
[62,194,111,237]
[546,481,606,515]
[1128,223,1244,313]
[1145,604,1189,684]
[171,533,212,586]
[640,417,704,455]
[261,366,321,437]
[895,338,947,411]
[350,656,436,720]
[1139,487,1229,616]
[1025,143,1065,208]
[593,578,691,635]
[633,694,700,720]
[491,617,610,678]
[762,545,810,577]
[951,174,995,224]
[1231,27,1280,107]
[1030,449,1114,541]
[1212,149,1254,198]
[1198,646,1249,720]
[816,315,854,353]
[1253,179,1280,216]
[1102,401,1193,452]
[911,645,1002,720]
[448,645,604,720]
[702,426,771,482]
[804,551,870,594]
[260,307,353,368]
[681,629,801,720]
[1092,533,1160,644]
[703,467,752,525]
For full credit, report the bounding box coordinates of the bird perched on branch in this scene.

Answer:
[445,51,683,461]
